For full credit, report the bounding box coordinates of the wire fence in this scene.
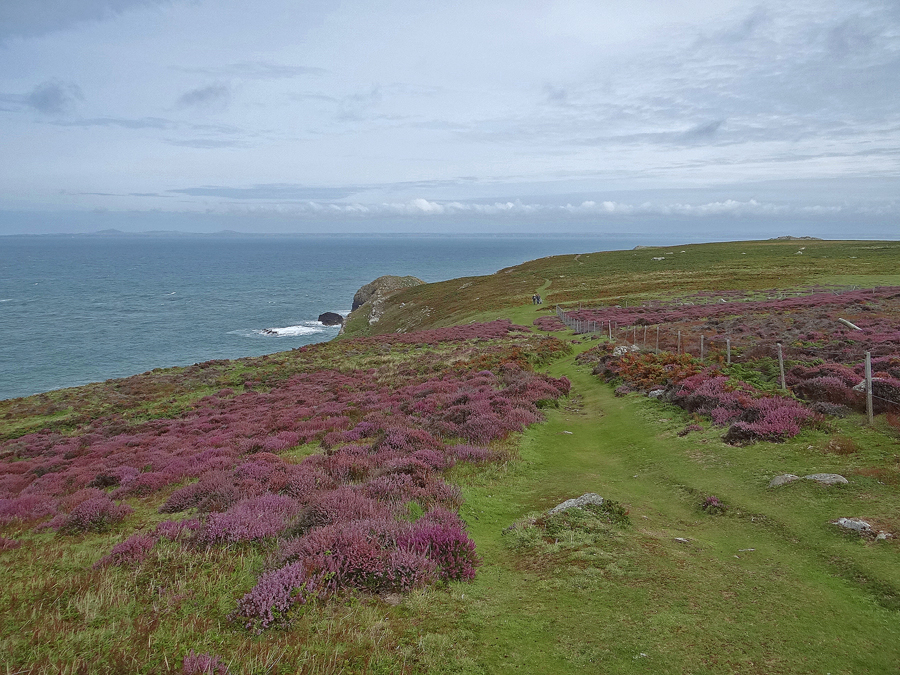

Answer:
[556,305,900,417]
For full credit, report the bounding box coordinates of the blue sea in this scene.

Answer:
[0,234,647,400]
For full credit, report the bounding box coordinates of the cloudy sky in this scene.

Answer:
[1,0,898,236]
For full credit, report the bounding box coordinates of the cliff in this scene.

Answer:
[340,274,425,334]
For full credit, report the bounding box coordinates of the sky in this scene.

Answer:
[0,0,898,237]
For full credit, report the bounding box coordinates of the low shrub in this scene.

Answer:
[56,496,132,534]
[182,650,230,675]
[94,533,156,568]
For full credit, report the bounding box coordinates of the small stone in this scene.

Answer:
[647,390,664,399]
[832,517,871,532]
[803,473,849,485]
[769,474,800,488]
[674,537,690,543]
[546,493,604,515]
[876,532,891,541]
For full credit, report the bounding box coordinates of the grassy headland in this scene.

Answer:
[2,239,899,674]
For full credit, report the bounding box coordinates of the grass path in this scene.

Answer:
[413,345,900,674]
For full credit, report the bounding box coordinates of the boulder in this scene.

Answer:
[317,312,344,326]
[546,493,604,515]
[769,474,800,488]
[832,517,871,532]
[803,473,849,485]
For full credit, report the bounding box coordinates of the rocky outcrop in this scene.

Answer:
[546,493,604,515]
[317,312,344,326]
[343,275,425,331]
[352,275,425,311]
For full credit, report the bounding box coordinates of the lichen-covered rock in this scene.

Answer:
[769,474,800,488]
[546,493,604,515]
[351,275,424,311]
[832,517,871,532]
[803,473,848,485]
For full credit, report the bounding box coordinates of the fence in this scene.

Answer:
[555,305,899,422]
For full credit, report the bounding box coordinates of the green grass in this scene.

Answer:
[3,238,900,673]
[339,239,900,337]
[399,347,900,674]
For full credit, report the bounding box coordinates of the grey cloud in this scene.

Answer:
[826,18,876,58]
[168,184,360,199]
[176,62,327,79]
[680,119,724,141]
[336,86,382,121]
[719,6,768,43]
[55,116,172,129]
[543,84,568,105]
[176,84,231,109]
[26,80,83,115]
[165,138,242,149]
[0,0,173,41]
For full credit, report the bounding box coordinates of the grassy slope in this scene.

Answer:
[342,239,900,674]
[340,239,900,337]
[3,239,900,674]
[409,343,900,674]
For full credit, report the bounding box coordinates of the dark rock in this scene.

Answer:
[318,312,344,326]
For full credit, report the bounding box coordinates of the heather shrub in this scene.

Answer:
[677,424,703,437]
[0,537,21,551]
[94,533,156,568]
[160,471,240,514]
[182,649,230,674]
[700,495,726,515]
[792,376,858,407]
[195,494,300,545]
[399,516,480,581]
[448,444,496,463]
[231,562,322,631]
[56,496,132,534]
[155,518,201,540]
[0,495,56,524]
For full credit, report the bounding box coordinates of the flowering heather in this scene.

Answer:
[94,533,156,568]
[155,518,201,540]
[0,536,21,551]
[195,494,300,545]
[231,561,321,631]
[55,496,133,534]
[182,650,230,675]
[0,323,571,631]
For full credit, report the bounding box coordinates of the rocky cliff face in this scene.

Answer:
[342,275,425,333]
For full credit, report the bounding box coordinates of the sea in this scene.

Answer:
[0,233,651,401]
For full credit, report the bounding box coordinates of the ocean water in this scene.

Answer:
[0,234,639,400]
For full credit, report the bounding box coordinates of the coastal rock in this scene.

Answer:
[769,474,800,488]
[342,275,426,333]
[317,312,344,326]
[803,473,848,485]
[351,275,424,311]
[546,493,604,515]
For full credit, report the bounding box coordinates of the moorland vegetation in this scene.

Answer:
[2,238,900,674]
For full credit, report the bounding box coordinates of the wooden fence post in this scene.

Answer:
[866,351,874,425]
[677,331,681,355]
[655,326,659,354]
[777,343,786,391]
[726,338,731,365]
[700,335,705,361]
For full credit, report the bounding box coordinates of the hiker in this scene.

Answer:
[532,294,537,305]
